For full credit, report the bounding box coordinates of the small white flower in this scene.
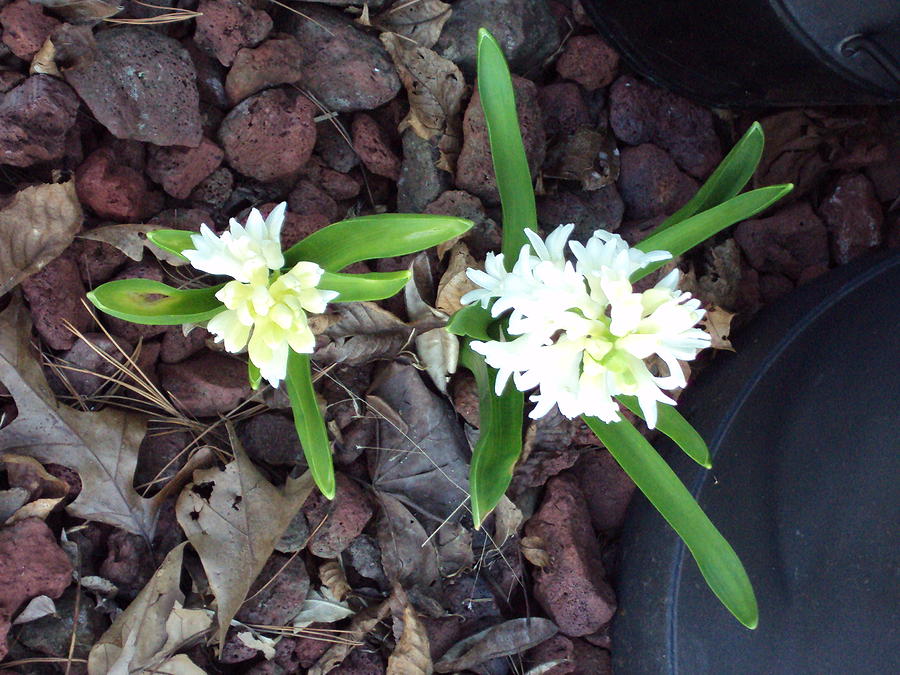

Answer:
[464,225,711,428]
[185,203,338,388]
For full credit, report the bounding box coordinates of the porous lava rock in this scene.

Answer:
[194,0,272,66]
[76,147,163,221]
[225,36,305,104]
[735,201,830,280]
[20,252,93,351]
[610,75,721,178]
[158,352,251,417]
[146,138,224,199]
[283,6,400,112]
[351,113,401,181]
[818,172,884,264]
[617,143,697,219]
[236,553,309,626]
[303,473,373,559]
[525,473,616,636]
[0,75,80,167]
[435,0,560,77]
[538,82,592,139]
[60,26,202,147]
[555,35,620,91]
[456,75,545,204]
[0,518,73,660]
[0,0,59,60]
[219,88,316,181]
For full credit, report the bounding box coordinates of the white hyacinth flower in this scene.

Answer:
[185,203,338,388]
[462,225,711,428]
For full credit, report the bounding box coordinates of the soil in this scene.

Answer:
[0,1,897,673]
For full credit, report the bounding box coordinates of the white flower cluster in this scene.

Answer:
[461,225,711,428]
[184,203,337,388]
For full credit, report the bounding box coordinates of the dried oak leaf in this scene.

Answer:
[87,542,212,674]
[0,297,161,539]
[520,536,551,568]
[702,307,735,352]
[387,597,432,675]
[435,242,478,315]
[79,223,191,266]
[0,181,83,296]
[380,32,464,171]
[308,598,392,675]
[373,0,452,49]
[34,0,122,24]
[174,426,315,647]
[405,253,458,393]
[375,492,440,592]
[434,618,558,673]
[314,301,415,366]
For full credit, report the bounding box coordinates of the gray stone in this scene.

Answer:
[397,129,453,212]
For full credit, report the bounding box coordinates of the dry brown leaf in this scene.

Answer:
[388,601,432,675]
[151,654,208,674]
[174,426,315,648]
[292,587,355,628]
[319,559,352,601]
[492,495,524,546]
[0,297,161,538]
[79,223,191,266]
[1,452,68,524]
[87,542,194,674]
[374,0,452,48]
[520,536,551,568]
[308,598,392,675]
[376,492,440,591]
[0,181,83,296]
[703,307,735,352]
[315,301,415,366]
[543,128,620,190]
[405,254,458,392]
[35,0,122,24]
[434,618,558,672]
[380,32,464,170]
[30,38,60,76]
[436,242,478,315]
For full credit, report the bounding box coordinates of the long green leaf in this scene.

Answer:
[318,270,411,303]
[460,341,524,529]
[616,396,711,468]
[583,415,758,629]
[87,279,225,325]
[285,350,335,499]
[476,28,537,260]
[656,122,765,232]
[445,304,494,340]
[283,214,473,271]
[146,229,195,260]
[633,184,793,281]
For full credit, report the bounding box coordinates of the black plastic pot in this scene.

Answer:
[612,249,900,674]
[580,0,900,106]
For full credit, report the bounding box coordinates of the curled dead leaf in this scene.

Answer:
[405,253,458,392]
[30,38,60,76]
[0,180,83,296]
[543,128,620,190]
[703,306,736,352]
[381,32,465,171]
[308,599,391,675]
[373,0,452,49]
[79,223,191,266]
[319,559,352,601]
[520,536,551,568]
[35,0,123,24]
[435,242,478,315]
[387,601,432,675]
[434,618,558,673]
[314,301,415,366]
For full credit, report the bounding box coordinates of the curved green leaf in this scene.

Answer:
[460,341,524,529]
[477,28,537,260]
[87,279,225,325]
[283,214,473,271]
[248,361,262,391]
[285,350,335,499]
[656,122,765,233]
[446,304,494,340]
[146,229,196,261]
[633,184,793,281]
[318,270,411,303]
[583,415,757,628]
[616,395,711,468]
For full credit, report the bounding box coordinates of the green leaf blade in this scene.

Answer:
[633,184,793,281]
[476,28,537,260]
[460,341,524,529]
[87,279,225,325]
[656,122,765,232]
[445,304,494,340]
[285,351,335,500]
[318,270,411,303]
[283,214,473,271]
[146,229,196,261]
[583,415,758,629]
[617,396,712,468]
